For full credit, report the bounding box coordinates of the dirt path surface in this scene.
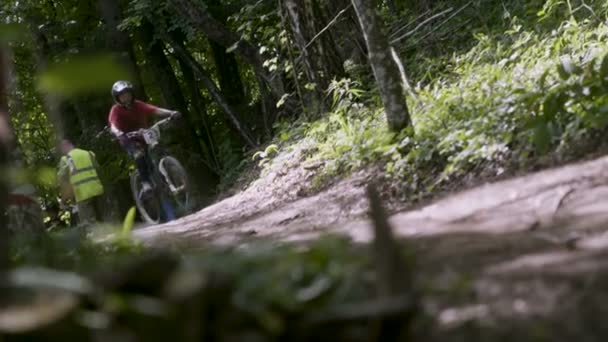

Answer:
[133,149,608,338]
[135,150,608,249]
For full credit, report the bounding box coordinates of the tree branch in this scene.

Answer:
[390,1,473,46]
[405,1,474,48]
[0,45,12,306]
[389,6,453,45]
[160,33,258,148]
[303,4,353,51]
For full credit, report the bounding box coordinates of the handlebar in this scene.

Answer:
[100,114,179,141]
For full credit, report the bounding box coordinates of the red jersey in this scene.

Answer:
[108,100,159,133]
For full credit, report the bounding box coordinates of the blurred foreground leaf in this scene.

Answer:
[0,23,26,43]
[38,54,128,96]
[122,206,137,237]
[36,166,57,188]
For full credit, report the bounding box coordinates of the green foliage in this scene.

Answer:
[270,2,608,197]
[6,229,402,340]
[10,229,143,273]
[270,78,396,188]
[194,236,371,335]
[252,144,279,168]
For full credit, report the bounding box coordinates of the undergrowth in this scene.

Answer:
[258,2,608,201]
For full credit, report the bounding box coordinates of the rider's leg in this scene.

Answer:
[120,137,153,197]
[134,153,152,184]
[120,137,152,184]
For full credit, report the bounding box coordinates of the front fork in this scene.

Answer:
[160,196,176,221]
[144,150,176,222]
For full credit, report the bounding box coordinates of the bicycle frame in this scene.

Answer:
[129,117,178,222]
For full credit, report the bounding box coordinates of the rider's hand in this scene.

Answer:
[170,111,182,120]
[117,133,128,143]
[124,131,140,141]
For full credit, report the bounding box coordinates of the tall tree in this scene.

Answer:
[0,45,12,297]
[177,57,221,173]
[98,0,146,98]
[283,0,347,96]
[138,19,219,200]
[351,0,410,131]
[161,32,258,148]
[204,0,267,136]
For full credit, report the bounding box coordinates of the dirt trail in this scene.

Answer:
[132,150,608,337]
[135,152,608,249]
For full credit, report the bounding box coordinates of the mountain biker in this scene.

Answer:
[108,80,181,198]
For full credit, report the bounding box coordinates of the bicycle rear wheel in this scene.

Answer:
[130,171,162,224]
[158,156,191,216]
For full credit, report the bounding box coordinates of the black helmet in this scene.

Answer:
[111,80,134,105]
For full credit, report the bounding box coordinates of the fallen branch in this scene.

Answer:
[390,6,454,45]
[158,31,258,148]
[408,1,474,47]
[393,1,473,47]
[303,4,353,51]
[388,9,432,40]
[390,47,418,100]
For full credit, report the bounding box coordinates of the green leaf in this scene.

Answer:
[276,93,290,108]
[557,57,582,80]
[538,69,551,89]
[264,144,279,156]
[36,167,57,188]
[121,206,137,237]
[533,122,551,154]
[226,42,239,53]
[600,54,608,83]
[542,92,564,120]
[38,54,129,96]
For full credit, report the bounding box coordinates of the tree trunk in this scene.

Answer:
[210,42,246,110]
[139,19,219,201]
[0,46,11,293]
[351,0,410,132]
[98,0,146,99]
[385,0,398,12]
[31,26,81,142]
[177,57,221,173]
[73,96,108,135]
[282,0,349,112]
[161,33,258,148]
[207,0,274,136]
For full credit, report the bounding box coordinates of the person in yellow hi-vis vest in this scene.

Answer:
[57,139,104,226]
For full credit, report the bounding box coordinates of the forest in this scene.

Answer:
[3,0,608,340]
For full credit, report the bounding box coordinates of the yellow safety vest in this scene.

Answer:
[61,149,104,203]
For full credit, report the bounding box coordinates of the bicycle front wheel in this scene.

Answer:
[158,156,191,216]
[130,171,162,224]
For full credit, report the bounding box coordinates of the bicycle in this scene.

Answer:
[117,116,191,224]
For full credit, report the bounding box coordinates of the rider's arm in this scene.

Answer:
[110,124,124,137]
[135,100,179,118]
[152,107,180,118]
[108,106,125,137]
